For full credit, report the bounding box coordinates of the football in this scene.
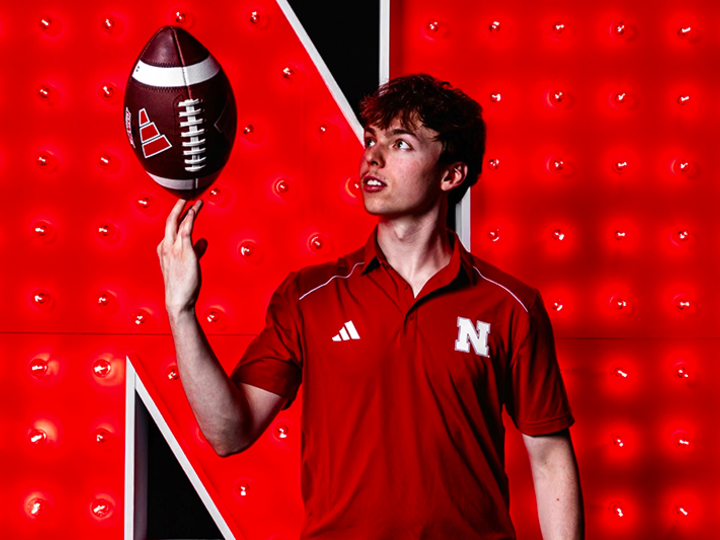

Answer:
[123,26,237,199]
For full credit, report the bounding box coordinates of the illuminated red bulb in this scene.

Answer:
[206,309,221,323]
[132,309,149,326]
[549,158,565,173]
[613,436,625,448]
[673,432,691,448]
[613,297,627,310]
[489,92,502,103]
[243,124,254,135]
[247,9,268,27]
[612,22,627,38]
[672,159,692,176]
[35,151,58,172]
[30,358,49,378]
[676,363,690,379]
[675,296,691,311]
[97,152,120,173]
[166,366,180,381]
[102,16,115,32]
[92,499,112,518]
[93,359,112,378]
[275,422,290,440]
[99,83,116,101]
[207,187,224,203]
[282,67,294,80]
[38,14,62,36]
[488,229,500,242]
[27,498,47,518]
[488,21,501,33]
[309,234,324,251]
[615,230,626,240]
[487,158,500,170]
[677,25,694,40]
[135,195,152,212]
[614,367,628,378]
[551,300,563,312]
[550,22,566,37]
[611,92,629,106]
[174,11,187,24]
[97,291,116,310]
[426,21,441,33]
[551,229,565,241]
[239,241,256,258]
[675,230,690,242]
[97,222,117,241]
[33,291,50,306]
[613,160,628,174]
[29,428,47,445]
[317,124,328,135]
[249,11,261,24]
[549,91,567,107]
[274,178,290,195]
[37,84,60,105]
[611,504,625,518]
[241,123,263,143]
[677,95,690,105]
[237,481,250,497]
[34,221,53,239]
[94,428,110,443]
[676,505,690,517]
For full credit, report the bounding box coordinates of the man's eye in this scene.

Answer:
[396,140,411,149]
[365,139,375,148]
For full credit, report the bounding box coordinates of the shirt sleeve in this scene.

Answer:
[230,272,303,410]
[505,291,574,436]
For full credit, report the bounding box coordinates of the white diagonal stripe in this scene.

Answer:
[132,56,220,88]
[332,335,341,342]
[339,327,350,341]
[345,321,360,340]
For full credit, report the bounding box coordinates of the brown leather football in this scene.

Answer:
[123,26,236,199]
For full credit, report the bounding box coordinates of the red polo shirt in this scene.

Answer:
[231,229,574,539]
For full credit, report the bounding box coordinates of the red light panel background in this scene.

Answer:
[391,0,720,538]
[3,0,719,538]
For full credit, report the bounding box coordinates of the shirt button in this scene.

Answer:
[408,313,415,320]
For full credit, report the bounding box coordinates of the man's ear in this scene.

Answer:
[440,162,468,192]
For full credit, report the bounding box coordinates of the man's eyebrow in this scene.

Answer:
[363,127,419,138]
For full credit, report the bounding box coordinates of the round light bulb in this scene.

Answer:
[426,21,440,33]
[615,230,626,240]
[488,229,500,242]
[675,296,691,311]
[613,160,628,174]
[206,309,220,323]
[309,234,324,251]
[612,504,625,518]
[174,11,187,24]
[487,158,500,170]
[677,25,694,39]
[551,22,566,36]
[550,158,565,173]
[166,366,180,381]
[29,428,47,445]
[93,359,112,378]
[274,178,290,195]
[676,505,690,517]
[614,298,627,310]
[614,367,628,378]
[488,21,501,33]
[92,499,112,518]
[136,196,152,212]
[275,422,289,440]
[551,300,563,312]
[552,229,565,241]
[239,241,256,257]
[30,358,49,378]
[677,95,690,105]
[612,22,626,37]
[35,151,58,172]
[490,92,502,103]
[33,291,49,306]
[94,428,110,443]
[676,230,690,242]
[132,309,149,326]
[282,67,294,79]
[674,433,690,448]
[237,481,250,497]
[207,187,224,203]
[27,498,47,517]
[676,364,690,379]
[613,436,625,448]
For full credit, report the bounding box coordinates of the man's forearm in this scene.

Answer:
[524,431,584,540]
[169,309,251,456]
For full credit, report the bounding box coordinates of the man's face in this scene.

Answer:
[359,118,447,218]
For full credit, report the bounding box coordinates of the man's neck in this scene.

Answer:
[376,211,453,298]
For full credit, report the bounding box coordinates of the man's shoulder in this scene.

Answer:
[283,245,366,300]
[465,253,541,314]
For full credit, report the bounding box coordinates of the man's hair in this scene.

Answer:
[359,74,486,206]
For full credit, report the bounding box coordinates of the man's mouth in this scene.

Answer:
[362,175,386,187]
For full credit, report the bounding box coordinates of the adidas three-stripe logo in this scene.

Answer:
[332,321,360,342]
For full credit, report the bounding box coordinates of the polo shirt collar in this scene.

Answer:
[361,226,476,286]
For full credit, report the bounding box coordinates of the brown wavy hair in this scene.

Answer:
[359,74,486,206]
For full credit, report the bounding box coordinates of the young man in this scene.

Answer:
[158,74,584,539]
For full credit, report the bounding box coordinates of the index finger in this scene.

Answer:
[164,198,188,241]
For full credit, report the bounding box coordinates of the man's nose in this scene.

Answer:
[364,144,384,167]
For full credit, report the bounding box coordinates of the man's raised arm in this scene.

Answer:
[157,198,287,456]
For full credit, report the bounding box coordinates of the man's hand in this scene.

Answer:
[157,198,208,319]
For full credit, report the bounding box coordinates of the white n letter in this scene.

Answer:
[455,317,490,357]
